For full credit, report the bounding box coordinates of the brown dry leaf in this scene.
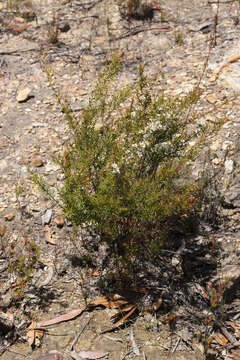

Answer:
[88,296,110,308]
[45,225,56,245]
[26,321,37,347]
[200,286,209,301]
[4,212,15,221]
[111,304,136,320]
[153,297,163,312]
[15,17,25,23]
[216,54,240,80]
[91,269,100,277]
[152,2,162,10]
[215,332,228,346]
[107,297,128,308]
[226,321,240,339]
[167,312,178,330]
[36,308,85,328]
[88,295,128,309]
[3,21,29,33]
[89,294,139,333]
[26,320,44,348]
[35,328,44,346]
[101,305,137,334]
[54,215,64,228]
[225,321,240,331]
[0,224,7,237]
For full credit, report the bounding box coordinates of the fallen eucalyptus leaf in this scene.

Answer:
[215,332,228,346]
[70,350,108,360]
[88,295,128,309]
[26,321,37,347]
[101,305,137,334]
[36,308,85,328]
[36,351,70,360]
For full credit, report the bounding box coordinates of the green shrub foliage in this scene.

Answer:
[54,54,203,262]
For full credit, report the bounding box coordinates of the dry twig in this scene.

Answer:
[113,25,172,40]
[69,316,92,351]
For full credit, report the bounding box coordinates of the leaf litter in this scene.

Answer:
[28,294,138,341]
[88,295,138,334]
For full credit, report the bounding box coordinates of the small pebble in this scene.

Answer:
[4,213,15,221]
[59,22,70,33]
[43,209,52,225]
[0,224,7,236]
[32,156,44,167]
[54,214,64,228]
[17,88,33,103]
[225,159,234,174]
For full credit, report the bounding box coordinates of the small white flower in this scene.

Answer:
[112,163,120,174]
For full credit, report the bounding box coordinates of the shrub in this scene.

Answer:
[47,14,60,45]
[7,0,33,12]
[175,30,184,46]
[45,55,205,265]
[1,231,40,302]
[119,0,155,20]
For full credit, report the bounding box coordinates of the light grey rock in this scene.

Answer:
[189,20,213,33]
[42,208,52,225]
[17,88,33,103]
[225,159,234,174]
[224,184,240,208]
[172,256,180,266]
[0,159,8,170]
[37,266,54,287]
